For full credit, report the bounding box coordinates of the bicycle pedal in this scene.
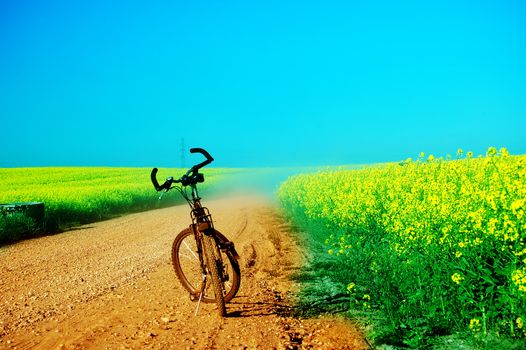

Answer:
[189,293,199,301]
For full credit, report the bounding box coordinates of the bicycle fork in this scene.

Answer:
[195,245,227,316]
[195,252,224,316]
[194,233,208,316]
[193,226,230,316]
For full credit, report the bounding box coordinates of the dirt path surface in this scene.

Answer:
[0,195,368,349]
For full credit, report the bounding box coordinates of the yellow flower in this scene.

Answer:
[511,199,525,219]
[347,283,356,293]
[512,269,526,292]
[451,272,464,284]
[486,146,497,157]
[517,317,523,329]
[469,318,481,332]
[455,251,462,258]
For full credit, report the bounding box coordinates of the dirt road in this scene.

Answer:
[0,195,367,349]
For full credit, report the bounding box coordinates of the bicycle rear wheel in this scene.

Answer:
[171,228,240,304]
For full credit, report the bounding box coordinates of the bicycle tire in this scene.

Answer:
[171,228,240,303]
[203,234,227,316]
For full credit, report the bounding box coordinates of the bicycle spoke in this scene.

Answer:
[172,228,240,305]
[180,253,197,261]
[224,281,232,291]
[183,240,199,260]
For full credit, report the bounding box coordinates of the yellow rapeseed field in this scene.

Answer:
[0,167,228,237]
[279,147,526,345]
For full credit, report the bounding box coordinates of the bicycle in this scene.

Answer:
[151,148,241,317]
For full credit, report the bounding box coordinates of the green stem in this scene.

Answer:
[482,305,487,337]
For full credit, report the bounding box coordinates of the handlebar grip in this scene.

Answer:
[190,148,214,162]
[190,148,214,169]
[151,168,162,191]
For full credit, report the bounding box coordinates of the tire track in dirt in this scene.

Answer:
[0,195,368,349]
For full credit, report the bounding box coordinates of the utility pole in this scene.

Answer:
[180,138,185,168]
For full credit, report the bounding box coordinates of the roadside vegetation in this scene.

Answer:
[278,148,526,349]
[0,167,230,245]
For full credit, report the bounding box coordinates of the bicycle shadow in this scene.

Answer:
[225,292,293,318]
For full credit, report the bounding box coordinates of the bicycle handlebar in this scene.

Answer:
[190,148,214,170]
[151,168,176,191]
[151,168,161,190]
[151,148,214,192]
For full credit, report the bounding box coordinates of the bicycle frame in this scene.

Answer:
[186,184,238,255]
[151,148,240,316]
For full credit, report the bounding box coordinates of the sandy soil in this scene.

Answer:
[0,195,368,349]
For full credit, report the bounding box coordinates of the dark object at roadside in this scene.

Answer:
[0,202,45,245]
[1,202,45,228]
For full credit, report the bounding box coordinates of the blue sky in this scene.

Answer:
[1,0,525,167]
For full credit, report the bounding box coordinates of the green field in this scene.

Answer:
[278,148,526,349]
[0,167,232,244]
[3,152,526,348]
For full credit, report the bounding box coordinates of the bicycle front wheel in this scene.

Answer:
[203,234,226,316]
[171,228,240,304]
